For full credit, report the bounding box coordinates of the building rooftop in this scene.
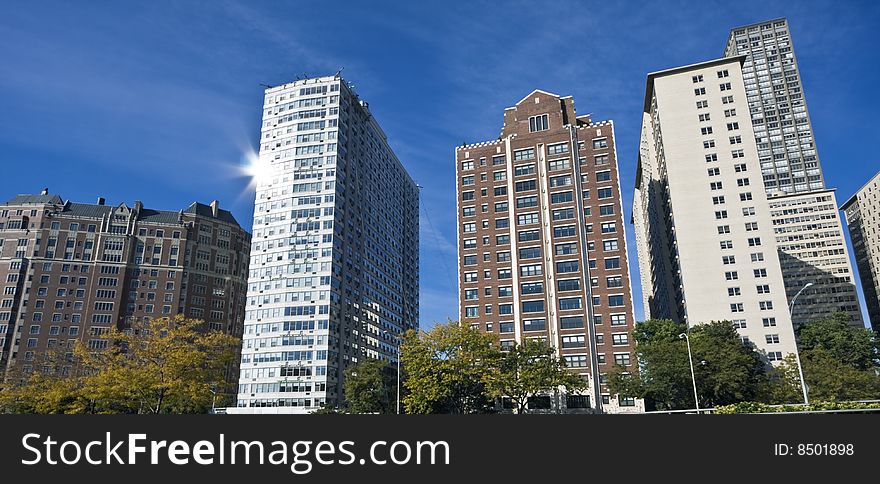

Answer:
[2,191,241,227]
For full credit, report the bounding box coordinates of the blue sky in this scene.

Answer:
[1,0,878,328]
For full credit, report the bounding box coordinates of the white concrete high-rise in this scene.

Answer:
[633,57,797,362]
[229,75,419,413]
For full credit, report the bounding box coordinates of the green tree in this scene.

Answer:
[401,320,500,414]
[608,319,769,410]
[486,339,586,414]
[0,316,239,414]
[607,319,694,410]
[764,314,880,402]
[689,321,767,407]
[343,358,396,414]
[798,312,878,370]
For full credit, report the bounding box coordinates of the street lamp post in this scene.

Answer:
[788,282,813,407]
[679,332,700,412]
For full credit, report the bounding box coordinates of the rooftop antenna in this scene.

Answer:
[335,67,344,78]
[260,83,274,89]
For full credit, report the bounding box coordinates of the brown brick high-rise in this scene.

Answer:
[0,190,250,395]
[455,90,640,413]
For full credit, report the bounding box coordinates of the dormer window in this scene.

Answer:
[529,114,549,132]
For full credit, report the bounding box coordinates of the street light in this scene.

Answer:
[788,282,813,407]
[679,332,700,412]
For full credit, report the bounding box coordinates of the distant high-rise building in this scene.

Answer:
[725,18,863,328]
[842,171,880,330]
[724,18,823,196]
[231,75,419,414]
[0,190,251,389]
[456,90,641,413]
[633,57,797,362]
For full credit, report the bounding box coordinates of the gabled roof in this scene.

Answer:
[138,208,183,225]
[507,89,562,109]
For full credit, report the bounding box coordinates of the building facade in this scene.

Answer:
[0,191,250,385]
[724,18,864,327]
[456,90,641,413]
[724,18,823,196]
[768,190,862,326]
[231,75,419,413]
[633,57,797,362]
[842,171,880,330]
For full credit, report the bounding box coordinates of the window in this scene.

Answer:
[494,202,508,212]
[529,115,549,132]
[462,191,475,201]
[556,261,579,273]
[694,87,706,96]
[550,175,572,187]
[552,208,575,221]
[728,287,741,296]
[730,303,744,313]
[559,298,582,311]
[692,74,704,83]
[498,286,513,297]
[515,164,535,176]
[519,247,541,259]
[461,160,474,171]
[763,317,777,327]
[562,335,586,348]
[600,222,616,234]
[521,282,544,295]
[765,334,780,344]
[493,170,507,181]
[768,352,783,362]
[558,279,580,292]
[551,191,573,204]
[462,222,476,233]
[554,226,577,238]
[610,314,627,326]
[522,300,545,313]
[520,264,543,277]
[496,234,510,245]
[592,138,608,149]
[608,295,624,307]
[515,180,537,192]
[494,186,508,196]
[547,143,569,155]
[603,240,618,251]
[499,322,515,333]
[519,230,540,242]
[759,301,774,310]
[560,316,583,329]
[498,268,512,279]
[596,170,611,182]
[612,334,629,346]
[514,148,535,160]
[757,284,771,294]
[614,353,631,366]
[597,187,613,199]
[462,206,476,217]
[555,243,578,256]
[517,213,538,225]
[461,175,475,186]
[604,257,621,269]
